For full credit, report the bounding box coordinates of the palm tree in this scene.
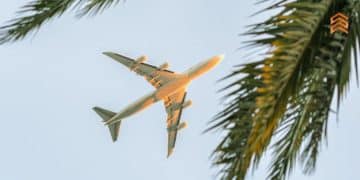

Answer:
[0,0,121,44]
[0,0,359,180]
[209,0,360,179]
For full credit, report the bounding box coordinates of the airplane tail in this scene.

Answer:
[93,106,121,142]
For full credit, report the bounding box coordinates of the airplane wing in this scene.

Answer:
[103,52,179,89]
[163,89,188,157]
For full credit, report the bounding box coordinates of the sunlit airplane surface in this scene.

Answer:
[93,52,224,157]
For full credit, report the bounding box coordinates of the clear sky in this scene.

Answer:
[0,0,359,180]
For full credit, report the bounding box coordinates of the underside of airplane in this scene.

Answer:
[93,52,223,157]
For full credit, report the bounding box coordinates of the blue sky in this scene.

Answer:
[0,0,359,179]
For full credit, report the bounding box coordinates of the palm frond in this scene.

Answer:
[269,32,341,180]
[76,0,122,17]
[0,0,122,44]
[210,0,359,179]
[0,0,76,44]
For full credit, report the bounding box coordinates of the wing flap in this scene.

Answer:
[164,90,187,157]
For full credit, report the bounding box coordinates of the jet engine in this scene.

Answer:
[131,56,148,71]
[178,122,188,130]
[159,62,169,70]
[136,56,147,63]
[182,100,192,109]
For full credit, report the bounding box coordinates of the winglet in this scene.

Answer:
[167,148,174,158]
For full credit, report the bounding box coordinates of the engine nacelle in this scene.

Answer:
[182,100,192,109]
[178,122,188,130]
[159,62,169,70]
[136,56,147,63]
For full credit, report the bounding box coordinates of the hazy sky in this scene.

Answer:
[0,0,359,180]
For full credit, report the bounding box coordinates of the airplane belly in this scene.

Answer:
[114,91,158,120]
[108,77,190,123]
[155,77,190,100]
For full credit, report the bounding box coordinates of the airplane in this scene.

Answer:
[93,52,224,157]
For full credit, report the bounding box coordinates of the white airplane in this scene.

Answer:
[93,52,224,157]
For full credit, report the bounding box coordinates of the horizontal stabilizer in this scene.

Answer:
[93,106,116,121]
[93,106,121,142]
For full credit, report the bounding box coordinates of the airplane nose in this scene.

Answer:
[216,54,225,62]
[210,54,224,66]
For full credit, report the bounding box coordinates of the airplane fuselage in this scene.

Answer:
[106,55,223,125]
[110,76,190,121]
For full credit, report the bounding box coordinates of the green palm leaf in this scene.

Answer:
[0,0,122,44]
[210,0,360,180]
